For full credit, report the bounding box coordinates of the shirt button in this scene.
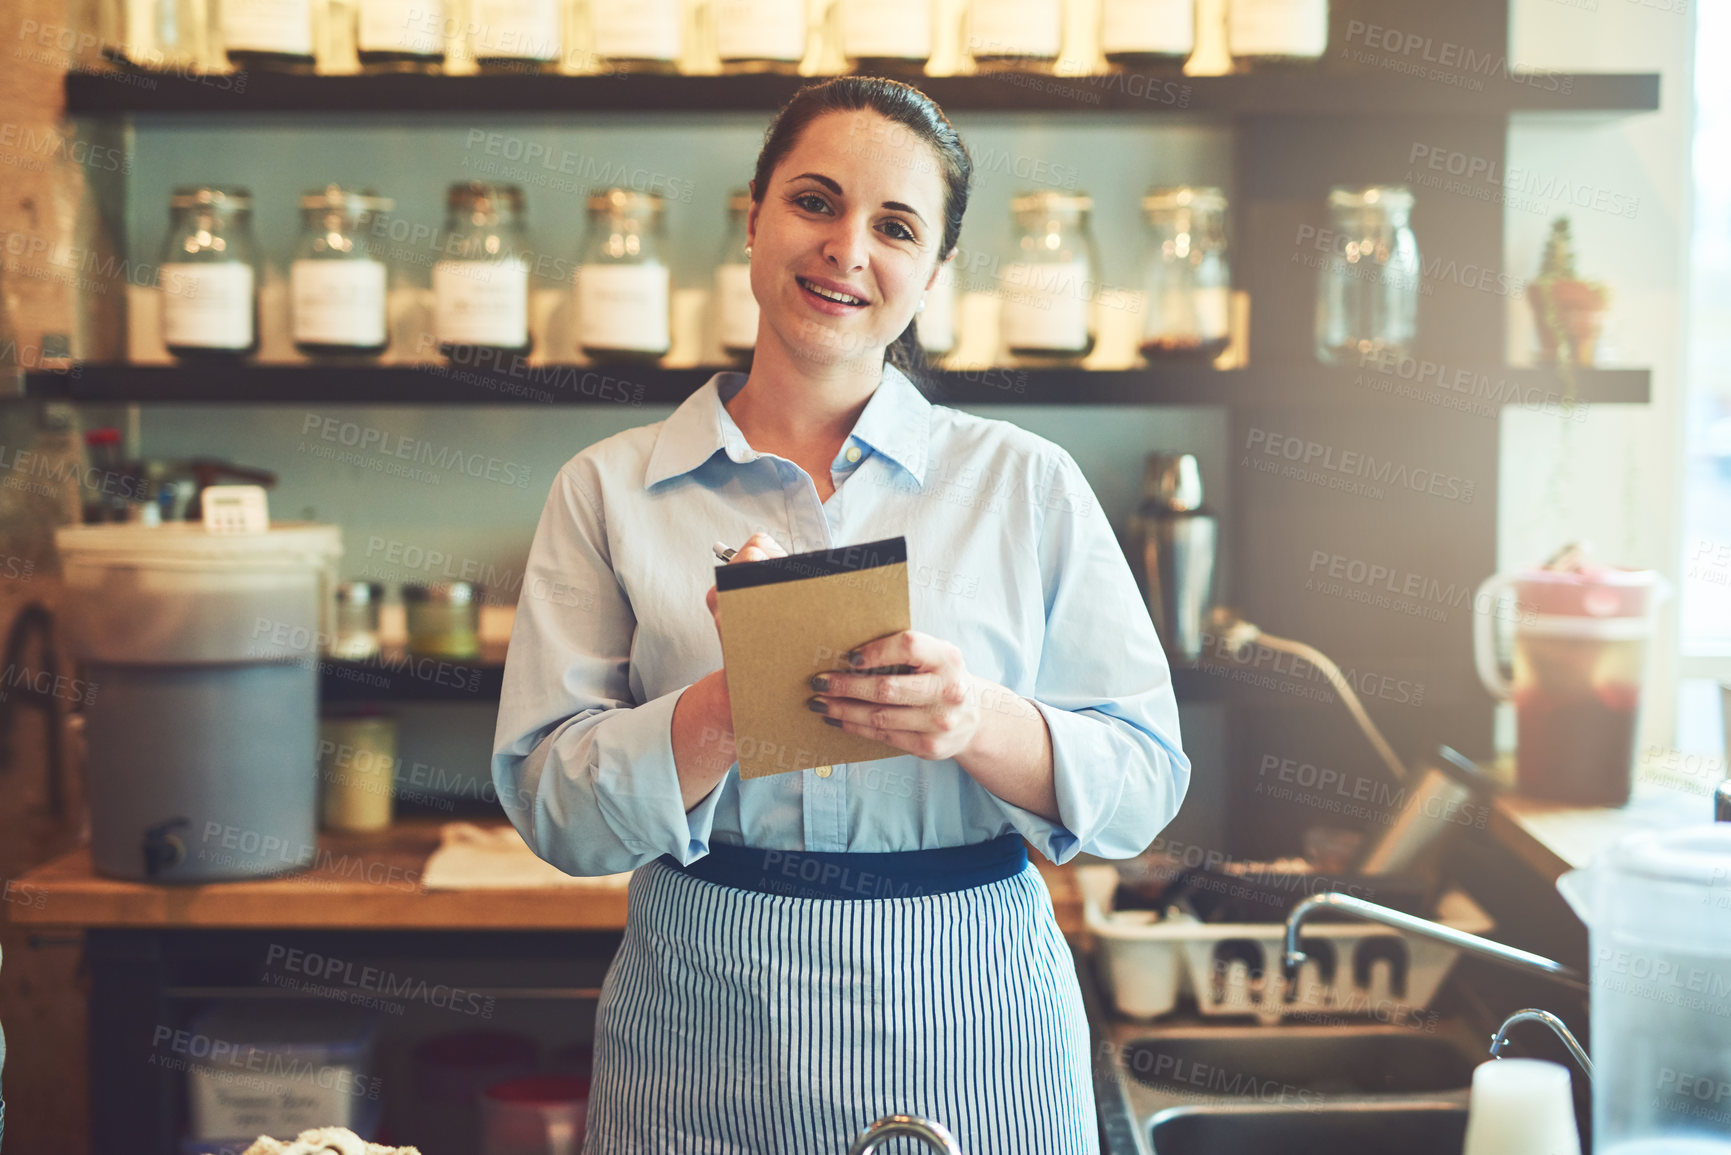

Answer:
[844,446,862,463]
[814,764,833,778]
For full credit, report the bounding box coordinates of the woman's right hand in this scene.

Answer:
[707,531,788,642]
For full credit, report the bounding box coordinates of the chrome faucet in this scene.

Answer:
[1281,892,1587,989]
[847,1115,962,1155]
[1489,1007,1594,1081]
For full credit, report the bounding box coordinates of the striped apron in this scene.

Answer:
[582,836,1099,1154]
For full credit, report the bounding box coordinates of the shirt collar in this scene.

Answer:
[643,361,932,490]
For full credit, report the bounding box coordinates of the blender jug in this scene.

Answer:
[1558,825,1731,1155]
[1474,557,1667,806]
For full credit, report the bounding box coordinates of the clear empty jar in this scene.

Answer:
[1101,0,1194,67]
[292,186,393,360]
[589,0,680,71]
[1000,191,1098,364]
[574,188,671,363]
[434,182,531,360]
[714,190,757,364]
[714,0,806,72]
[1228,0,1328,65]
[1140,186,1230,362]
[1314,185,1420,365]
[356,0,445,70]
[470,0,561,73]
[221,0,316,70]
[158,186,261,361]
[970,0,1061,69]
[842,0,932,72]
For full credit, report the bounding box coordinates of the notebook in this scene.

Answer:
[714,535,913,779]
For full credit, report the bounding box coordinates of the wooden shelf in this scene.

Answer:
[62,69,1660,117]
[23,363,1650,408]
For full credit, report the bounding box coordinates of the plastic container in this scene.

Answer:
[410,1031,539,1155]
[184,1002,379,1140]
[1078,864,1494,1025]
[481,1076,590,1155]
[55,522,342,882]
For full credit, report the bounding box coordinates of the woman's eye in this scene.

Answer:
[882,220,915,241]
[796,193,829,213]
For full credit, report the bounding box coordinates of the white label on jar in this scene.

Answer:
[291,260,388,348]
[969,0,1060,58]
[473,0,559,60]
[1194,285,1229,341]
[593,0,680,59]
[715,0,805,61]
[576,263,670,352]
[358,0,444,55]
[222,0,314,55]
[917,273,955,354]
[714,263,758,349]
[1000,260,1089,351]
[160,263,255,349]
[433,258,529,347]
[1227,0,1327,58]
[1100,0,1193,55]
[843,0,931,59]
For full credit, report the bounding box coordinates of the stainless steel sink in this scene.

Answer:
[1147,1100,1469,1155]
[1120,1025,1479,1097]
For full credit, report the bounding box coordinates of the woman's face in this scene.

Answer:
[747,109,950,369]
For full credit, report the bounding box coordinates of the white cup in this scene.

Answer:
[1462,1059,1583,1155]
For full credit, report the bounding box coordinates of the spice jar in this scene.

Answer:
[222,0,316,70]
[1139,187,1231,362]
[330,580,384,659]
[590,0,680,71]
[292,186,393,359]
[356,0,445,70]
[434,182,532,360]
[1101,0,1194,67]
[714,0,806,72]
[1000,191,1098,364]
[404,581,482,659]
[1314,185,1420,365]
[158,186,261,361]
[574,188,671,363]
[842,0,932,72]
[714,190,757,363]
[470,0,560,72]
[319,712,396,833]
[1228,0,1328,65]
[969,0,1061,69]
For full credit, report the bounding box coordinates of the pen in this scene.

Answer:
[713,541,737,562]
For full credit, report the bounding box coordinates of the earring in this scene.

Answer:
[917,297,926,313]
[745,245,752,260]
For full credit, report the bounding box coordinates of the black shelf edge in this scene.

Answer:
[63,69,1660,117]
[320,648,504,702]
[22,363,1651,408]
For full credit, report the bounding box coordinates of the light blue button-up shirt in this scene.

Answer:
[491,362,1190,876]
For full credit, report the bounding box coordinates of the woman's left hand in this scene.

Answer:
[806,629,984,762]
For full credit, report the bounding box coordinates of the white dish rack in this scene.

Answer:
[1076,864,1495,1026]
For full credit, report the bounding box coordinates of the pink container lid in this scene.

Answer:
[484,1076,592,1106]
[1513,566,1662,618]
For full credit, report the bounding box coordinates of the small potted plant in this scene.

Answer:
[1527,216,1610,368]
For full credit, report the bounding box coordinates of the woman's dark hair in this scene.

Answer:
[750,75,972,398]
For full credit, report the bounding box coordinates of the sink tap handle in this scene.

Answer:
[1489,1008,1594,1082]
[847,1115,962,1155]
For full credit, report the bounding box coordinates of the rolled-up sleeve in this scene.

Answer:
[984,448,1190,864]
[491,463,725,877]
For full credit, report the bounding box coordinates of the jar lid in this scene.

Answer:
[447,181,525,214]
[170,186,252,210]
[301,184,395,214]
[587,187,666,214]
[402,581,482,605]
[335,580,385,604]
[1010,190,1092,214]
[727,189,752,212]
[1142,186,1227,213]
[1327,185,1414,211]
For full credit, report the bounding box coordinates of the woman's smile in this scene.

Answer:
[796,273,872,313]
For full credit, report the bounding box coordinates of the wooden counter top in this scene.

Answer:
[3,818,1082,934]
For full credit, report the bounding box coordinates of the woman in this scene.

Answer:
[492,76,1190,1153]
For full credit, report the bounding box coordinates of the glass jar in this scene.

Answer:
[1101,0,1194,67]
[292,186,393,359]
[318,712,396,833]
[1314,185,1420,365]
[330,580,384,659]
[969,0,1061,70]
[434,182,531,360]
[222,0,316,70]
[918,259,957,358]
[356,0,444,70]
[842,0,931,72]
[158,186,261,361]
[714,189,757,363]
[574,188,671,363]
[714,0,806,72]
[1139,186,1230,362]
[1000,191,1098,364]
[470,0,560,72]
[403,581,482,658]
[590,0,680,71]
[1228,0,1327,65]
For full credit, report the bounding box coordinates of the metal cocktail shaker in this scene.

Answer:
[1127,453,1217,664]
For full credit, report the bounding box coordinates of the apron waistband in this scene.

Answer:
[656,833,1028,900]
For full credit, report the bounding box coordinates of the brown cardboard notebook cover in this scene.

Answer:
[714,536,910,779]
